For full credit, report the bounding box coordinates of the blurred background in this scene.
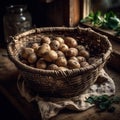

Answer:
[1,0,120,47]
[0,0,78,47]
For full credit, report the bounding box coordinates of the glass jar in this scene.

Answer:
[3,5,32,43]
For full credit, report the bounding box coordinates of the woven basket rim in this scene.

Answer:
[7,26,112,76]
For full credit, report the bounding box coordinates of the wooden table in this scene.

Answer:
[0,48,120,120]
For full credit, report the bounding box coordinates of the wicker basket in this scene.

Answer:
[7,26,112,98]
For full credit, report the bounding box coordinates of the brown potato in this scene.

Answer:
[21,47,34,59]
[64,37,78,47]
[50,40,60,50]
[59,43,69,53]
[67,59,80,69]
[36,59,47,69]
[28,53,37,64]
[65,48,78,57]
[80,61,89,67]
[56,51,65,57]
[43,50,58,62]
[77,45,85,52]
[78,50,90,58]
[77,56,86,63]
[59,66,69,71]
[37,43,51,57]
[31,43,39,52]
[69,57,78,62]
[55,56,67,67]
[41,36,51,44]
[47,64,59,70]
[55,37,64,44]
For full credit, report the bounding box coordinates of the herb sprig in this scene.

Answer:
[85,95,120,112]
[80,11,120,36]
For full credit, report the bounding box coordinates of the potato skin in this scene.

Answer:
[28,53,37,64]
[37,43,51,57]
[64,37,78,48]
[31,43,39,52]
[47,64,59,70]
[55,37,64,44]
[65,48,78,57]
[77,56,86,63]
[56,51,65,57]
[43,50,58,62]
[59,66,69,71]
[80,61,89,67]
[20,35,91,70]
[50,40,60,50]
[69,57,78,62]
[59,44,69,53]
[77,45,85,52]
[55,56,67,67]
[21,47,34,59]
[67,59,80,69]
[41,36,51,44]
[78,50,90,59]
[36,59,47,69]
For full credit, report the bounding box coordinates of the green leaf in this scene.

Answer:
[80,10,120,36]
[85,96,95,104]
[85,95,120,112]
[112,96,120,103]
[80,11,95,23]
[98,100,112,111]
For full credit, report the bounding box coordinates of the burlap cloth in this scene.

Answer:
[17,69,115,120]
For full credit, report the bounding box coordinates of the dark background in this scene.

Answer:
[0,0,67,47]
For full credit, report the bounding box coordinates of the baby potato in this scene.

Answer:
[43,50,58,62]
[77,56,86,63]
[65,48,78,57]
[78,50,90,59]
[28,53,37,64]
[64,37,78,48]
[67,59,80,69]
[69,57,78,62]
[59,43,69,53]
[50,40,60,50]
[56,51,65,57]
[31,43,39,52]
[21,47,34,59]
[37,43,51,57]
[55,56,67,67]
[80,61,89,67]
[36,59,47,69]
[41,36,51,44]
[59,66,69,71]
[76,45,85,52]
[55,37,64,44]
[47,64,59,70]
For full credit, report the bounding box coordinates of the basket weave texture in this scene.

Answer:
[7,27,112,98]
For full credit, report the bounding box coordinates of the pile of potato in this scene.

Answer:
[20,36,90,71]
